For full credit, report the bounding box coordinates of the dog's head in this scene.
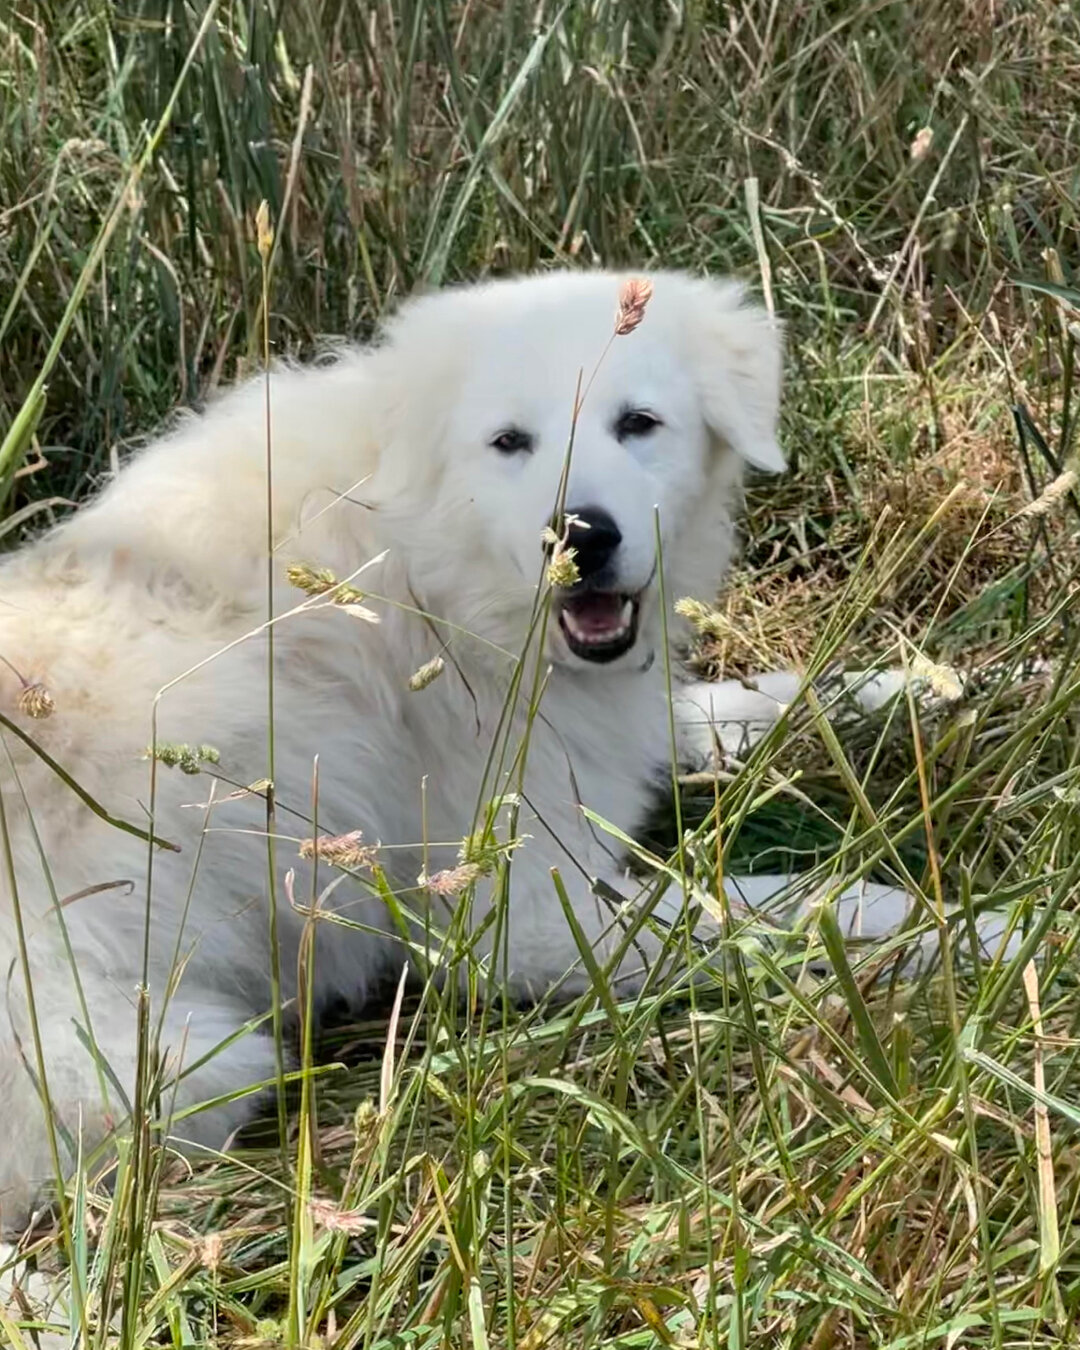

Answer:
[366,270,783,673]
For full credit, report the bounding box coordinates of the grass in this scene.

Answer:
[3,0,1080,1345]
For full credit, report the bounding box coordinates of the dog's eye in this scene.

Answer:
[490,427,534,455]
[614,409,662,441]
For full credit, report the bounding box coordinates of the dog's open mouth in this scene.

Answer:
[556,591,641,663]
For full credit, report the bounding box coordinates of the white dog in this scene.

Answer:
[0,269,929,1234]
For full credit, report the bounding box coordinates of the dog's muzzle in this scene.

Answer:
[554,587,642,663]
[547,506,645,663]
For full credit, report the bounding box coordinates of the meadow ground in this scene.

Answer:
[3,2,1080,1346]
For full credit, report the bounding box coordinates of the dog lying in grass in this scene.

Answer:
[0,269,939,1235]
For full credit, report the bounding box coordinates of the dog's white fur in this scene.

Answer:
[0,270,799,1229]
[0,266,1027,1248]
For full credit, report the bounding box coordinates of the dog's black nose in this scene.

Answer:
[564,505,622,580]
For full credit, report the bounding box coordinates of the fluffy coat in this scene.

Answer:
[0,270,784,1230]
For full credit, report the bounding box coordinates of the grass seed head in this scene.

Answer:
[419,861,484,896]
[149,743,220,774]
[546,545,580,589]
[408,656,446,691]
[299,830,376,870]
[674,596,727,639]
[614,277,653,335]
[457,827,523,876]
[309,1197,369,1235]
[288,561,372,610]
[287,562,338,596]
[255,199,274,261]
[910,126,934,161]
[18,682,55,719]
[199,1233,223,1273]
[909,654,964,701]
[354,1099,379,1136]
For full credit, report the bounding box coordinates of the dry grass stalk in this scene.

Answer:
[1018,469,1077,518]
[1022,960,1061,1276]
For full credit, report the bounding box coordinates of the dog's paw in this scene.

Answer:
[674,674,799,770]
[674,665,968,774]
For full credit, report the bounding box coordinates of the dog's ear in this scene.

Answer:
[682,279,785,474]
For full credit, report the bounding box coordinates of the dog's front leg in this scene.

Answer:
[0,980,281,1239]
[449,848,679,1004]
[673,667,927,771]
[673,673,801,768]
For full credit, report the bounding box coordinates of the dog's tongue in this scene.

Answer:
[563,593,627,637]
